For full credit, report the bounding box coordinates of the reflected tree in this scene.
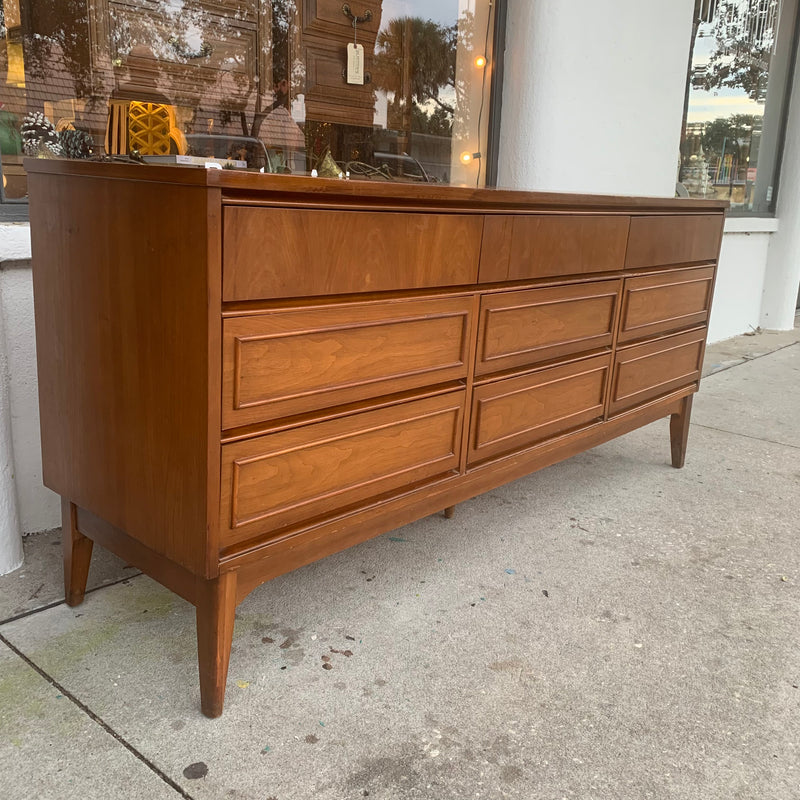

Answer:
[690,0,778,102]
[19,0,93,97]
[373,12,474,135]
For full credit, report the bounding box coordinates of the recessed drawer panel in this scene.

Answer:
[468,354,610,466]
[625,214,724,268]
[221,390,465,547]
[223,207,482,300]
[223,296,474,428]
[476,279,620,375]
[479,215,629,282]
[609,328,706,416]
[618,266,715,344]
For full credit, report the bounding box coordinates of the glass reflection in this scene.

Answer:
[0,0,495,198]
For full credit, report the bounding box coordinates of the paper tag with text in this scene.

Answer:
[347,43,365,85]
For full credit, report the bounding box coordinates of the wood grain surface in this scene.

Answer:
[222,295,473,427]
[480,214,630,282]
[609,327,707,415]
[618,266,715,343]
[475,280,621,375]
[625,214,724,268]
[29,171,217,577]
[220,390,465,548]
[469,354,611,464]
[223,206,483,299]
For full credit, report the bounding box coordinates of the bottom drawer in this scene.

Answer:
[468,354,611,466]
[221,390,465,548]
[609,327,706,416]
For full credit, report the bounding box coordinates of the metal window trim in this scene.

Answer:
[485,0,507,188]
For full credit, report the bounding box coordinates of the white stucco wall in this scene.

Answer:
[0,279,23,575]
[760,29,800,331]
[709,225,775,343]
[498,0,695,196]
[0,262,60,534]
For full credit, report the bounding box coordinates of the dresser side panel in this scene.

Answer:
[29,172,215,576]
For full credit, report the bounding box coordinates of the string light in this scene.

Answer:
[474,55,487,68]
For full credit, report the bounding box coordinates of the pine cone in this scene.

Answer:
[20,112,63,158]
[59,128,94,159]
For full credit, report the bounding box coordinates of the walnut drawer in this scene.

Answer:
[468,354,611,466]
[222,296,473,428]
[220,389,465,548]
[223,207,483,300]
[479,215,630,282]
[609,328,706,416]
[625,215,723,268]
[618,266,715,344]
[475,279,620,375]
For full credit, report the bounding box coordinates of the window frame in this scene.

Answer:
[680,0,800,217]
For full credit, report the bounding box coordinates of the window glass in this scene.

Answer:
[679,0,797,213]
[0,0,497,202]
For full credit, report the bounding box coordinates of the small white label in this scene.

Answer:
[347,43,365,85]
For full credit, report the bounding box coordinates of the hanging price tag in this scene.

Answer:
[347,43,365,85]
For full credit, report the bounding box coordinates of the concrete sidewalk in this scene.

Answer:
[1,325,798,800]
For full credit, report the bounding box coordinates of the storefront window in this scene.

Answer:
[0,0,500,206]
[679,0,798,213]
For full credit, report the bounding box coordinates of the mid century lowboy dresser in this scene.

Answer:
[27,160,727,716]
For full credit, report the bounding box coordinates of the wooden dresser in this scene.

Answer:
[26,161,727,716]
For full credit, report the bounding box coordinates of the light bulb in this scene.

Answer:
[474,55,487,68]
[460,151,473,164]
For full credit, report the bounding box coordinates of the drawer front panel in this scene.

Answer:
[221,390,465,547]
[476,279,620,375]
[479,215,629,282]
[618,266,715,344]
[468,354,610,465]
[625,214,723,268]
[223,207,482,300]
[223,296,474,427]
[609,328,706,415]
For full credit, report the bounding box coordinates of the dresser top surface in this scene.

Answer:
[25,159,729,214]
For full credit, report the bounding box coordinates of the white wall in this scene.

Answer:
[498,0,695,196]
[760,28,800,331]
[709,226,774,343]
[0,263,60,533]
[0,272,22,575]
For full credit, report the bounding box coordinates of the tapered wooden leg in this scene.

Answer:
[62,499,93,607]
[196,571,237,718]
[669,394,694,469]
[444,505,456,519]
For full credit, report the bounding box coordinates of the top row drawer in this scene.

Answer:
[479,213,724,282]
[223,208,724,301]
[223,207,483,301]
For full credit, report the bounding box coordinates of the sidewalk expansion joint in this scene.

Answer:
[0,630,196,800]
[0,571,144,627]
[690,422,800,450]
[703,339,799,378]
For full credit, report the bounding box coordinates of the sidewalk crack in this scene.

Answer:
[0,631,195,800]
[691,422,800,450]
[0,572,143,627]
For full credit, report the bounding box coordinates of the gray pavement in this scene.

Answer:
[1,327,798,800]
